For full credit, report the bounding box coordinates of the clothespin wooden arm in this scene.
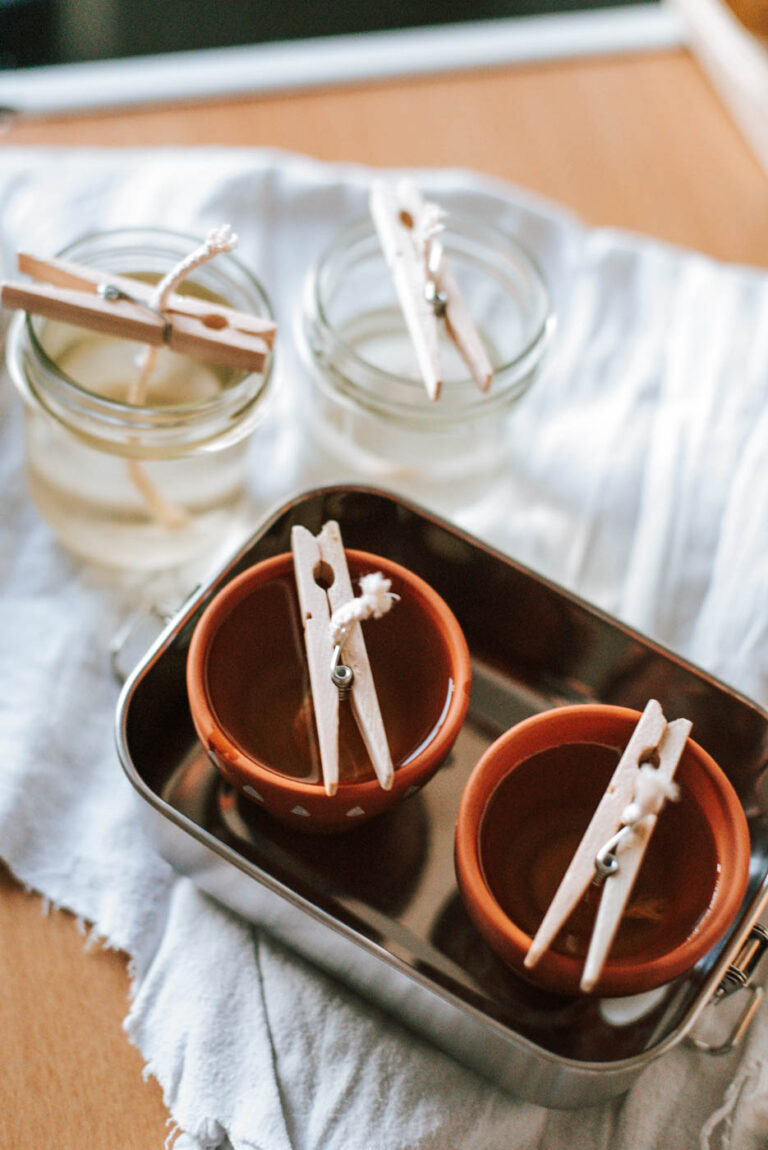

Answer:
[437,258,494,394]
[292,520,394,795]
[317,521,394,792]
[525,699,668,971]
[292,525,340,797]
[15,252,277,346]
[370,179,443,402]
[1,251,276,374]
[166,315,271,372]
[370,178,494,400]
[580,717,691,992]
[17,252,131,295]
[0,279,166,345]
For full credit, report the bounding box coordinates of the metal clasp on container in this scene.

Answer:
[110,578,208,683]
[689,923,768,1055]
[110,603,175,684]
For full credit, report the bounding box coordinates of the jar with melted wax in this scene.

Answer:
[6,228,274,571]
[299,212,553,519]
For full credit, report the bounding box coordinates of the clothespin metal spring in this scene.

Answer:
[593,824,635,886]
[425,243,448,318]
[330,626,354,699]
[97,282,172,342]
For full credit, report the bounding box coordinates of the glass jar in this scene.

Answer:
[6,228,275,572]
[298,212,553,518]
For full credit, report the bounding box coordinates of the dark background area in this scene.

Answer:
[1,0,657,70]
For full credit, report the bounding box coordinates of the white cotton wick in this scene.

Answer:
[329,572,399,648]
[129,224,239,405]
[125,224,239,528]
[621,763,680,826]
[150,223,238,313]
[416,203,445,247]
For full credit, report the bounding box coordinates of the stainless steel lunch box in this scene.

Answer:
[115,486,768,1108]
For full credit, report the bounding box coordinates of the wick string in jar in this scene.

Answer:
[125,225,239,530]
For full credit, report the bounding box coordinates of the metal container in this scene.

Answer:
[115,486,768,1108]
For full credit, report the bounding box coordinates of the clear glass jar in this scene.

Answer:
[6,228,275,572]
[298,212,553,518]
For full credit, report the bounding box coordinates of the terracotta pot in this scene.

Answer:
[455,704,751,997]
[187,549,471,833]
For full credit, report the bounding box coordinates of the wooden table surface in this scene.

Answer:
[2,46,768,1150]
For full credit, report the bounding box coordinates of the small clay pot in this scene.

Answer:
[187,549,471,833]
[455,704,750,997]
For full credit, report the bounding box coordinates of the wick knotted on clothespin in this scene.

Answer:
[329,572,398,699]
[129,225,239,407]
[525,699,690,993]
[329,571,398,647]
[593,766,681,884]
[369,178,493,401]
[292,521,398,796]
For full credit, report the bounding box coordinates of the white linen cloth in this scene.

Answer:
[1,147,767,1150]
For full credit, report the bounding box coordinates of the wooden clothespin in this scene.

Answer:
[291,520,394,797]
[525,699,690,994]
[369,178,493,401]
[1,251,277,374]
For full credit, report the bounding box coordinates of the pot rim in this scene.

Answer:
[187,548,472,798]
[455,703,751,997]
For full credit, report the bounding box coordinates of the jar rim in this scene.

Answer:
[22,225,274,421]
[306,211,553,396]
